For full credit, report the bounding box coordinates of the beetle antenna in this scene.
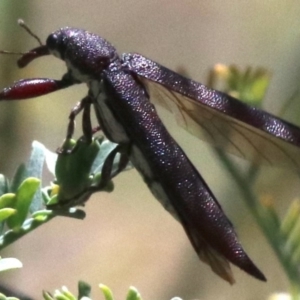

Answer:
[18,19,43,46]
[0,50,28,55]
[0,20,44,56]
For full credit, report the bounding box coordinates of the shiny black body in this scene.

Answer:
[5,27,300,283]
[46,29,266,283]
[102,65,264,282]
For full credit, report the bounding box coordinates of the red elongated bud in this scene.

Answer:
[0,78,64,100]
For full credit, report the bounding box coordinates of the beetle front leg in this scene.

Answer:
[67,91,104,141]
[0,75,75,101]
[66,95,94,140]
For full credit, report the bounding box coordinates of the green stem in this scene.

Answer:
[0,213,56,251]
[0,209,85,251]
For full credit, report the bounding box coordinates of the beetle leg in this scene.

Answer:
[0,75,74,101]
[67,93,103,140]
[96,144,130,189]
[59,94,99,154]
[66,95,94,139]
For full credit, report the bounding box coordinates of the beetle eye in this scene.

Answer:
[46,33,58,50]
[46,33,66,59]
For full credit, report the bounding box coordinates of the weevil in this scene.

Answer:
[2,24,299,284]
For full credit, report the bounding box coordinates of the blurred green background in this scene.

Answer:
[1,1,300,299]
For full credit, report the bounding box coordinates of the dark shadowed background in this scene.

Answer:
[0,1,300,299]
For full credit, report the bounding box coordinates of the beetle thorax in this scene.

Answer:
[46,28,119,82]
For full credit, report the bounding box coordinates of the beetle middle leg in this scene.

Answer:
[96,143,130,190]
[58,94,100,154]
[62,92,130,185]
[65,94,96,140]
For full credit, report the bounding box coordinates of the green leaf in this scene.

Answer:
[91,139,117,173]
[43,291,54,300]
[0,193,16,209]
[99,284,114,300]
[78,281,91,299]
[55,138,100,201]
[31,209,53,221]
[46,137,132,209]
[0,257,22,272]
[6,177,40,230]
[27,141,46,212]
[52,291,69,300]
[60,286,76,300]
[0,208,16,222]
[210,64,270,106]
[247,72,270,104]
[126,287,142,300]
[10,164,27,193]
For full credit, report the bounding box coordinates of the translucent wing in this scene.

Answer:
[123,53,300,169]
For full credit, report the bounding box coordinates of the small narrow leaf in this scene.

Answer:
[91,139,117,173]
[61,286,76,300]
[47,195,58,206]
[10,164,27,193]
[99,284,114,300]
[0,208,16,222]
[7,177,40,230]
[0,193,16,209]
[55,138,100,201]
[249,72,270,104]
[43,291,54,300]
[31,209,53,221]
[78,281,91,299]
[126,287,142,300]
[53,290,69,300]
[28,141,46,212]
